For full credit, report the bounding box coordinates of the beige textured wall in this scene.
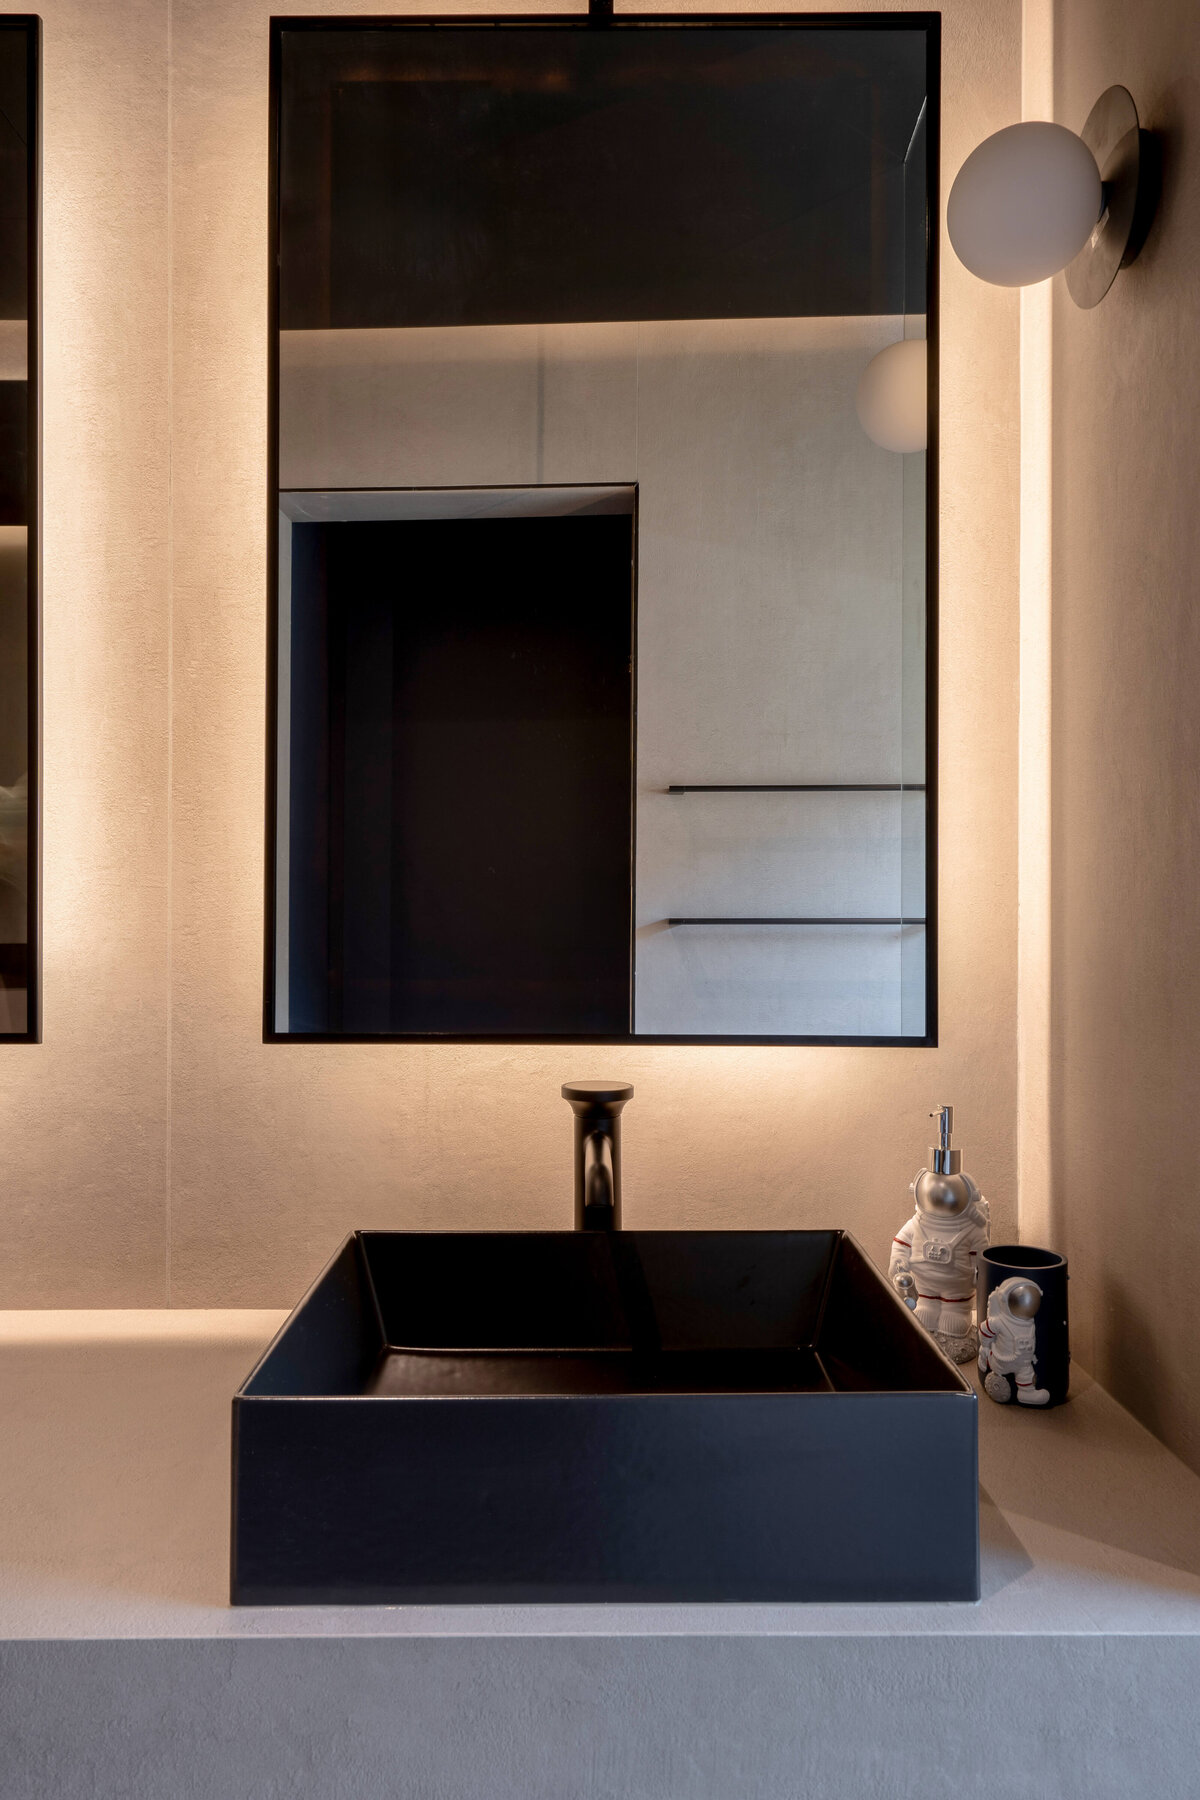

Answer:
[2,0,1022,1308]
[1050,0,1200,1472]
[1,1,170,1304]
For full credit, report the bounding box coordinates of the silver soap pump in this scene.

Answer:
[914,1105,972,1218]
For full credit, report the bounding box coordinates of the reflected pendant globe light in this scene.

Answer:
[947,87,1157,307]
[856,339,927,453]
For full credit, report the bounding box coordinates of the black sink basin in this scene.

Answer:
[232,1230,978,1605]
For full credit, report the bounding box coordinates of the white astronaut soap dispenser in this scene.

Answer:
[889,1105,990,1365]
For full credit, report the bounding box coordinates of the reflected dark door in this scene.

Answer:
[284,514,634,1037]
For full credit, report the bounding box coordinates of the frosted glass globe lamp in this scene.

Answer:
[948,122,1101,286]
[856,339,927,454]
[947,87,1157,308]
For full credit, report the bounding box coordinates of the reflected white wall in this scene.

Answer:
[280,314,922,1037]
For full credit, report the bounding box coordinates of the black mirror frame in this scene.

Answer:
[263,11,939,1050]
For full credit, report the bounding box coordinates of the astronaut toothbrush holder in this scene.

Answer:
[978,1279,1050,1405]
[976,1243,1070,1405]
[889,1105,990,1366]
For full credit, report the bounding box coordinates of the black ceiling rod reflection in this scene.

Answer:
[589,0,614,22]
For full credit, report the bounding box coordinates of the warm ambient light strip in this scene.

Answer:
[1016,0,1055,1243]
[666,916,927,927]
[667,783,927,793]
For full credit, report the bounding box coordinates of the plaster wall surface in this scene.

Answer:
[0,0,170,1304]
[1050,0,1200,1475]
[1,0,1021,1307]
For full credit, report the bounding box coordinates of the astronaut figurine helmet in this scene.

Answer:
[914,1106,972,1217]
[1003,1279,1042,1320]
[915,1171,971,1217]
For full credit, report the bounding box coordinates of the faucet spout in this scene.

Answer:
[562,1081,634,1231]
[582,1129,615,1222]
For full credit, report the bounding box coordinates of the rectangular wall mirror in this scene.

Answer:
[0,18,38,1043]
[267,14,937,1046]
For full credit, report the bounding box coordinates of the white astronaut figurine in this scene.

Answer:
[978,1277,1050,1405]
[890,1105,990,1364]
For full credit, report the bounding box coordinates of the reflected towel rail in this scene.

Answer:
[666,784,926,794]
[665,916,927,927]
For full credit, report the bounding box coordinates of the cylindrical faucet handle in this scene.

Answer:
[562,1081,634,1111]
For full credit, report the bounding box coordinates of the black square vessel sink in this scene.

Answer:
[232,1231,978,1605]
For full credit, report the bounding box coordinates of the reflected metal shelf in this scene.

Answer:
[665,916,927,927]
[666,784,927,794]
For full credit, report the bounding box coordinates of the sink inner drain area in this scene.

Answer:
[368,1346,834,1397]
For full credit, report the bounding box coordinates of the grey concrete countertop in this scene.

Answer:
[2,1309,1199,1641]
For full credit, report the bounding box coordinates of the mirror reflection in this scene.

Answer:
[269,20,936,1044]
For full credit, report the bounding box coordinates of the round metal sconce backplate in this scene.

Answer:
[1065,86,1151,309]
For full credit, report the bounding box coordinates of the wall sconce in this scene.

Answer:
[856,339,927,453]
[947,87,1156,308]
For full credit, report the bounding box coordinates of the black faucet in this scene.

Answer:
[562,1081,634,1230]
